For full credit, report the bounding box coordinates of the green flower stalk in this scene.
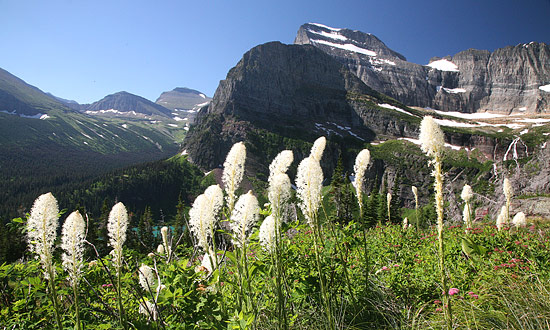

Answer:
[27,192,63,330]
[61,211,86,330]
[419,116,452,330]
[107,202,129,329]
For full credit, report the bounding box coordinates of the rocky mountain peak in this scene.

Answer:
[296,23,550,114]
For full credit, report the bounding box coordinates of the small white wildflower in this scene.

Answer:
[61,211,86,286]
[496,206,507,231]
[148,252,155,258]
[512,212,526,227]
[107,202,129,270]
[310,136,326,162]
[461,185,474,202]
[230,191,260,247]
[296,157,323,229]
[27,192,59,279]
[411,186,418,200]
[156,244,164,255]
[402,217,409,230]
[222,142,246,211]
[160,226,171,256]
[419,116,445,159]
[259,215,276,253]
[353,149,371,211]
[139,264,156,292]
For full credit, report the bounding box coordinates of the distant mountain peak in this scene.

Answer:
[86,91,172,118]
[156,87,211,111]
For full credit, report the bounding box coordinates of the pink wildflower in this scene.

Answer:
[382,266,389,271]
[448,288,459,296]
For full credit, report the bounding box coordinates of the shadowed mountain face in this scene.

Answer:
[295,23,550,114]
[183,41,420,172]
[156,87,211,111]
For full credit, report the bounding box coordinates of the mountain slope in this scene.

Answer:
[85,91,173,118]
[295,23,550,114]
[183,41,422,173]
[0,67,73,116]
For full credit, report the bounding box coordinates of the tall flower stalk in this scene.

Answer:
[503,178,513,222]
[223,142,246,214]
[412,186,419,230]
[107,202,129,329]
[296,137,333,329]
[61,211,86,330]
[387,192,392,223]
[230,191,260,315]
[27,192,63,330]
[419,116,452,330]
[461,184,474,232]
[266,150,293,330]
[353,148,371,289]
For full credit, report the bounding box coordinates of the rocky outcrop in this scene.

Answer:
[295,23,550,114]
[183,41,422,172]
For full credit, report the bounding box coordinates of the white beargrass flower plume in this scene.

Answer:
[310,136,326,162]
[268,173,291,220]
[403,217,409,230]
[157,244,164,255]
[62,210,86,286]
[259,215,276,253]
[296,156,324,229]
[27,192,64,330]
[108,202,129,271]
[139,300,158,321]
[512,212,526,228]
[139,264,156,292]
[27,192,60,279]
[353,149,371,216]
[189,184,223,253]
[230,191,260,247]
[223,142,246,212]
[268,150,293,183]
[160,226,172,260]
[461,184,474,231]
[503,178,513,222]
[419,116,452,329]
[496,206,508,231]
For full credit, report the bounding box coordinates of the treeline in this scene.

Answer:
[0,156,212,263]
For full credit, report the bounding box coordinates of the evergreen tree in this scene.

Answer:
[377,188,388,225]
[330,155,345,220]
[363,193,378,228]
[96,198,110,256]
[173,194,191,247]
[138,206,155,253]
[339,173,356,224]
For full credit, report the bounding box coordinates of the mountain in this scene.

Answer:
[182,41,424,173]
[84,91,173,118]
[156,87,211,125]
[0,67,73,116]
[295,23,550,114]
[156,87,211,111]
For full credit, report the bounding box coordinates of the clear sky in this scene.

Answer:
[1,0,549,104]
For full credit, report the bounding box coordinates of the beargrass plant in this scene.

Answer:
[503,178,513,222]
[265,149,293,330]
[353,148,371,289]
[61,210,86,330]
[296,137,335,329]
[26,192,63,330]
[461,184,474,232]
[107,202,129,329]
[419,116,453,330]
[412,186,419,230]
[223,141,246,214]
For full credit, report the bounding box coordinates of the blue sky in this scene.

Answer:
[1,0,549,104]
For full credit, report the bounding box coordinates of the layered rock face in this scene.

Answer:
[295,23,550,114]
[183,41,420,171]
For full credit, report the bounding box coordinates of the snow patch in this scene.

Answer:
[0,110,50,119]
[433,118,481,128]
[168,123,178,127]
[518,107,527,112]
[378,103,417,117]
[443,87,466,94]
[121,124,128,129]
[308,23,342,31]
[181,149,188,156]
[199,93,206,99]
[427,59,459,72]
[515,118,550,124]
[174,116,185,121]
[307,29,347,41]
[399,137,463,151]
[432,110,506,120]
[311,39,377,56]
[539,84,550,92]
[520,129,529,135]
